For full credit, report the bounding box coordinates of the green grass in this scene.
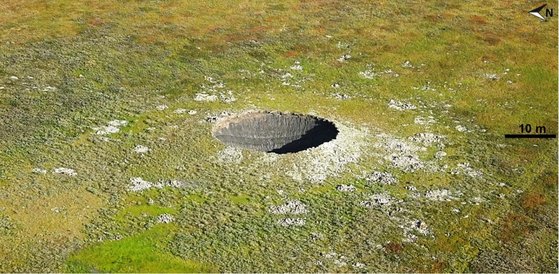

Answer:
[115,205,177,220]
[65,224,214,273]
[229,193,251,205]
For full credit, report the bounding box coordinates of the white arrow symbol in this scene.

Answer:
[529,3,547,21]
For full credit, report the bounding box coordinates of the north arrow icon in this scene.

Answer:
[529,3,547,20]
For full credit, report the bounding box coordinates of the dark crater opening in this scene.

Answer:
[212,111,339,154]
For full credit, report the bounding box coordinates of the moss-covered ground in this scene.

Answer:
[0,1,557,272]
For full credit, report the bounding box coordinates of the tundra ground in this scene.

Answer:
[0,1,557,272]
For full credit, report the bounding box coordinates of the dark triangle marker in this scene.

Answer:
[529,3,547,20]
[529,3,547,13]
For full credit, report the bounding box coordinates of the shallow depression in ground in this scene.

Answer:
[212,112,339,154]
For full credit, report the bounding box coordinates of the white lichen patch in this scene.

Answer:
[414,116,436,125]
[216,146,243,164]
[382,69,399,77]
[133,145,150,154]
[434,151,447,159]
[93,120,128,135]
[159,180,186,189]
[374,133,428,173]
[359,70,377,79]
[400,219,431,242]
[287,123,369,183]
[388,154,424,172]
[42,86,57,92]
[156,104,168,111]
[388,99,417,111]
[219,90,236,103]
[108,120,127,127]
[455,125,467,132]
[156,213,175,224]
[336,184,356,192]
[174,108,187,114]
[32,168,47,174]
[376,134,425,153]
[280,72,292,80]
[353,262,367,269]
[51,207,65,213]
[358,65,399,79]
[401,60,414,68]
[194,93,218,102]
[409,133,445,147]
[337,54,351,62]
[361,192,394,208]
[53,167,77,176]
[451,162,483,178]
[365,171,398,185]
[195,76,236,103]
[277,218,305,227]
[279,72,301,87]
[269,200,308,215]
[425,189,458,201]
[96,125,120,135]
[332,93,351,100]
[290,61,303,71]
[483,73,499,80]
[336,41,350,49]
[470,196,485,205]
[259,152,279,164]
[413,81,436,92]
[129,177,186,192]
[316,251,365,270]
[129,177,152,192]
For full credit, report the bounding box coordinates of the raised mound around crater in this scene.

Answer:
[212,112,339,154]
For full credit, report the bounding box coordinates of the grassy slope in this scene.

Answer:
[0,0,557,272]
[64,224,214,272]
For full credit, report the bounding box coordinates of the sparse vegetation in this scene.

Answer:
[0,0,557,272]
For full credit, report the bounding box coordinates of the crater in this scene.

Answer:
[212,111,339,154]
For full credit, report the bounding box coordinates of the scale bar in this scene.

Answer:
[505,134,557,139]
